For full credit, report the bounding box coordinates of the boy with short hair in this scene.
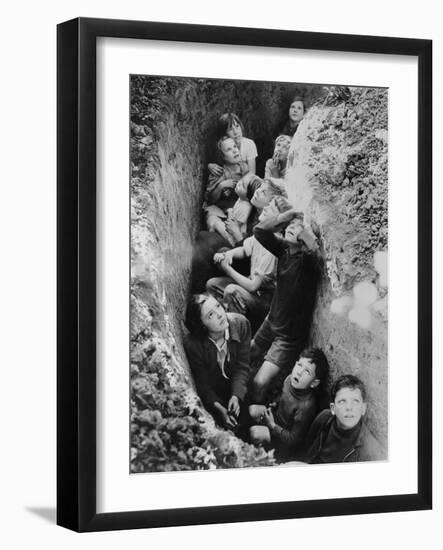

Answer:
[249,348,329,462]
[303,374,384,463]
[251,196,321,403]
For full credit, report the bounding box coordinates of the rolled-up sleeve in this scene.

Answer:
[253,226,285,258]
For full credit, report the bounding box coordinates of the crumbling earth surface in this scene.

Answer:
[285,87,388,452]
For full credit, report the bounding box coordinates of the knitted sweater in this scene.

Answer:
[303,410,385,463]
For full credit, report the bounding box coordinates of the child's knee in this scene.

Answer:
[252,362,280,400]
[224,283,242,303]
[249,404,266,423]
[254,363,277,388]
[206,216,217,232]
[224,283,237,296]
[206,277,217,293]
[249,425,271,445]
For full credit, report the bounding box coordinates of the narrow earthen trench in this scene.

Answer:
[130,76,388,472]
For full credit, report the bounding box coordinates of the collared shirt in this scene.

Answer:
[184,313,252,411]
[208,328,230,379]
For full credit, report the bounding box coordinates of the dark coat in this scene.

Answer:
[303,409,385,463]
[253,227,320,341]
[183,313,251,414]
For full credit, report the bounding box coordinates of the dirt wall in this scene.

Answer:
[285,87,388,453]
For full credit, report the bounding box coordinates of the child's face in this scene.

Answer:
[221,138,241,164]
[274,138,291,161]
[331,387,367,430]
[288,100,304,123]
[257,197,279,222]
[226,119,243,144]
[200,297,228,335]
[290,357,319,390]
[284,218,303,243]
[251,183,273,209]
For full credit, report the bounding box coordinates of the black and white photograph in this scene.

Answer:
[130,75,388,473]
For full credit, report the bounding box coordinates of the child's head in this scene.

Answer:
[273,135,292,162]
[217,113,244,144]
[252,179,285,209]
[217,136,241,165]
[235,173,262,201]
[289,348,330,391]
[284,216,305,244]
[288,96,305,124]
[330,375,367,430]
[185,294,228,339]
[258,195,300,232]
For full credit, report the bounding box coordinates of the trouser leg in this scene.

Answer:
[206,276,234,303]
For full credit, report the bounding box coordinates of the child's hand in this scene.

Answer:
[219,406,238,430]
[213,252,225,264]
[263,408,276,430]
[221,250,233,266]
[228,396,240,418]
[235,179,248,199]
[299,226,319,251]
[208,163,223,177]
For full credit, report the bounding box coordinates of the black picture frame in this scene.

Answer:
[57,17,432,532]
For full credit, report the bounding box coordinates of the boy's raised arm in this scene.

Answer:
[253,226,285,258]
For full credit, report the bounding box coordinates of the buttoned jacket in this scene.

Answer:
[184,313,251,413]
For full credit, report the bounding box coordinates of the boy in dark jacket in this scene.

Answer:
[304,374,384,463]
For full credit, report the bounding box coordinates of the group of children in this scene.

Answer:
[184,97,383,464]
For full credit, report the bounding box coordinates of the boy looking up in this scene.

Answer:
[249,348,329,462]
[304,374,384,463]
[251,196,321,403]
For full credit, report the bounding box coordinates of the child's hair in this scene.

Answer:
[289,95,305,111]
[216,135,231,153]
[216,113,244,139]
[216,135,235,164]
[274,134,292,147]
[274,96,306,138]
[245,175,264,201]
[300,348,330,411]
[300,348,329,385]
[330,374,367,402]
[185,294,211,339]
